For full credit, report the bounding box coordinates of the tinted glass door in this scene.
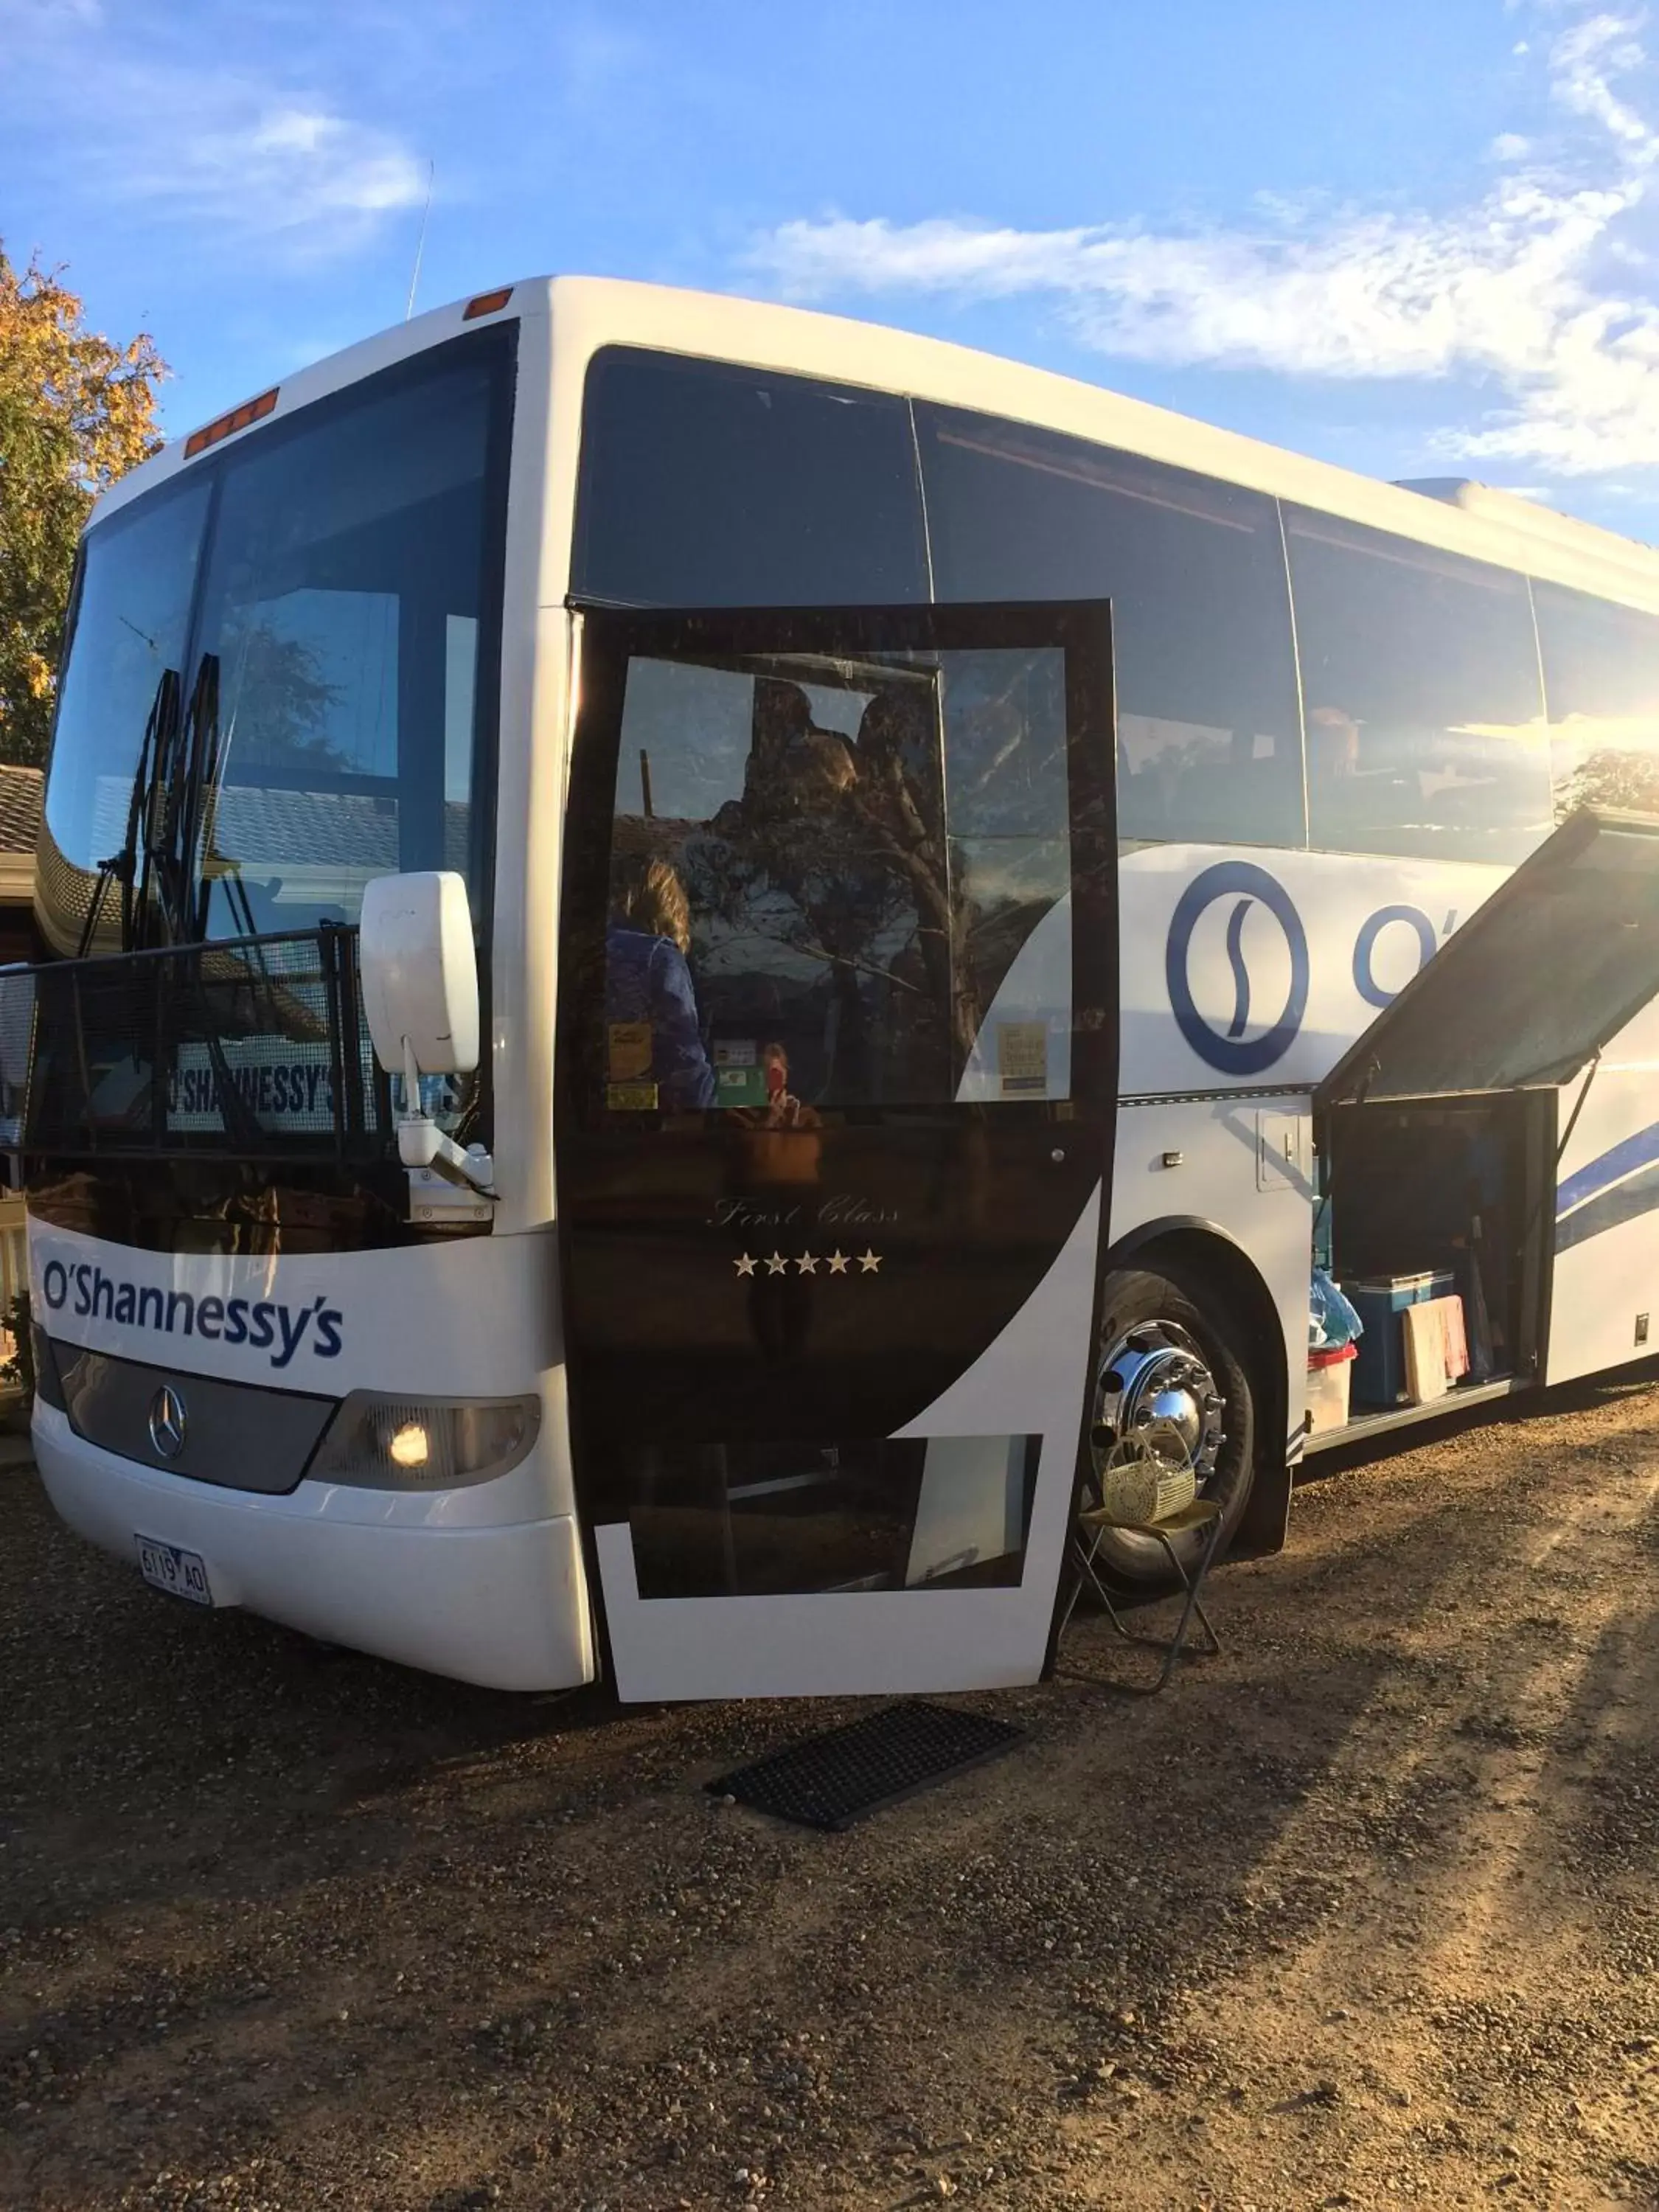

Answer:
[555,600,1116,1700]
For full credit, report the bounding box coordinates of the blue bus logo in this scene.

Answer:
[1165,862,1310,1076]
[1352,903,1439,1009]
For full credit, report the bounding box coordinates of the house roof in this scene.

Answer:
[0,766,43,857]
[34,779,474,955]
[0,766,42,905]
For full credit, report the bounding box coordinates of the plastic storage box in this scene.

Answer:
[1345,1272,1455,1406]
[1306,1344,1356,1434]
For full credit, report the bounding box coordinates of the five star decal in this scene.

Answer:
[733,1248,884,1276]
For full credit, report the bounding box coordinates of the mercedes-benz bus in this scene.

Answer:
[11,276,1659,1699]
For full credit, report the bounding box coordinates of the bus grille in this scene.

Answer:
[48,1337,338,1492]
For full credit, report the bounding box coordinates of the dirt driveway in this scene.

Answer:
[4,1376,1659,2212]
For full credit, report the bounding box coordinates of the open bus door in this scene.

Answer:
[554,601,1116,1700]
[1312,808,1659,1413]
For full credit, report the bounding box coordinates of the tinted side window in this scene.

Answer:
[917,406,1304,849]
[1533,580,1659,818]
[574,348,929,608]
[1285,507,1549,863]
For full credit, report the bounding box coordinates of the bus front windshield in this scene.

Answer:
[39,327,512,957]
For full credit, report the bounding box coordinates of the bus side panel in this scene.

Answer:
[1547,998,1659,1386]
[1116,844,1508,1100]
[1108,1097,1311,1466]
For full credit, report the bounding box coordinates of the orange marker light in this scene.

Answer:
[462,286,513,320]
[184,386,279,459]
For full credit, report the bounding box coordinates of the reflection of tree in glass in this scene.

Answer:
[934,651,1069,1046]
[945,651,1067,838]
[678,674,968,1097]
[625,653,1068,1102]
[1557,747,1659,821]
[220,619,343,768]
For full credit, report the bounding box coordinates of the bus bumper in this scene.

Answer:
[32,1404,594,1693]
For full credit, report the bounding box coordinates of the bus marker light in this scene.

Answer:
[463,287,513,319]
[184,387,278,458]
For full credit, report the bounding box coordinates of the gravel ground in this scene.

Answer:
[4,1376,1659,2212]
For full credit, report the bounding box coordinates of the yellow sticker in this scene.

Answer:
[998,1020,1048,1095]
[606,1081,659,1112]
[608,1020,653,1081]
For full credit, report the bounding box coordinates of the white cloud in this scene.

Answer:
[1,9,425,260]
[0,0,102,22]
[749,7,1659,479]
[122,96,428,242]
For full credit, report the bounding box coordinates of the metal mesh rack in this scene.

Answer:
[0,927,392,1164]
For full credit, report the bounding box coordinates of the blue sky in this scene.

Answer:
[7,0,1659,535]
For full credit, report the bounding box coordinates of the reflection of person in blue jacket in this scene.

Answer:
[605,855,716,1109]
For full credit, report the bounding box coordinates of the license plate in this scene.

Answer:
[135,1535,214,1607]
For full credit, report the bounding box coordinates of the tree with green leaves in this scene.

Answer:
[0,245,166,767]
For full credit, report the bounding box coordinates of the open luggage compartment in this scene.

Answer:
[1304,807,1659,1451]
[1312,1091,1553,1444]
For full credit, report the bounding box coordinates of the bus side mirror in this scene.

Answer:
[360,873,495,1197]
[360,871,480,1078]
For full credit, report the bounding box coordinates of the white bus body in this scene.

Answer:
[20,278,1659,1697]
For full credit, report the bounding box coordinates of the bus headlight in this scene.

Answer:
[306,1393,540,1489]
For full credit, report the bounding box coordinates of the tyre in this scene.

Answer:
[1078,1262,1258,1587]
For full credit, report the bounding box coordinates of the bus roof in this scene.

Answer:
[94,274,1659,616]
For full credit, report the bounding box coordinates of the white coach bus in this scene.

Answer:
[11,276,1659,1699]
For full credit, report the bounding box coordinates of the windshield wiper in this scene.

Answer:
[77,666,181,959]
[74,654,270,1152]
[146,650,221,947]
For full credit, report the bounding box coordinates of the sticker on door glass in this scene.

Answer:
[716,1067,768,1107]
[713,1039,767,1107]
[998,1021,1048,1096]
[608,1020,653,1081]
[606,1081,659,1111]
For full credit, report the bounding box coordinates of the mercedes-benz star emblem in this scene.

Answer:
[147,1384,187,1461]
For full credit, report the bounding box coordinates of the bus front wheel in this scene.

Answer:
[1077,1264,1257,1589]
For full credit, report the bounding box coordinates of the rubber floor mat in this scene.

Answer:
[705,1699,1024,1831]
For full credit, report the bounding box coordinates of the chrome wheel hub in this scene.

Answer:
[1090,1319,1225,1493]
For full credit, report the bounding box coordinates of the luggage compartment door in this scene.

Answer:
[1315,808,1659,1110]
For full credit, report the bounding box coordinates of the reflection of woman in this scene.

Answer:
[735,1041,823,1183]
[728,1042,824,1364]
[605,855,715,1109]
